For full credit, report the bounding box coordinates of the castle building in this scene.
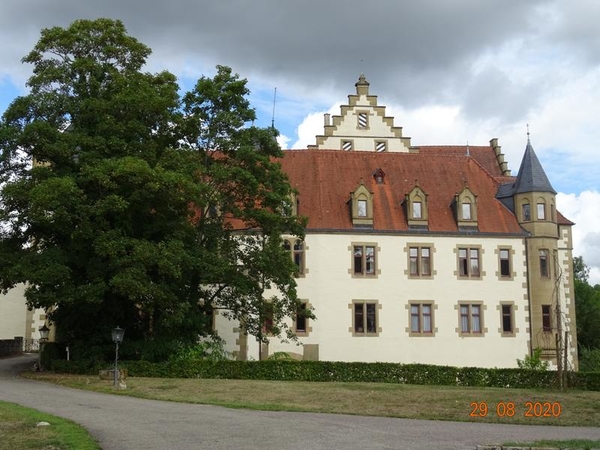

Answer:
[218,75,577,369]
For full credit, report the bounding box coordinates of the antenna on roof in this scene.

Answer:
[271,87,277,130]
[526,123,530,144]
[466,141,470,157]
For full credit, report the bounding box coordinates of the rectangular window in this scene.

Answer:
[354,245,376,276]
[357,199,367,217]
[540,249,550,278]
[499,249,511,277]
[375,141,386,152]
[522,203,531,221]
[542,305,551,332]
[458,247,480,278]
[293,241,304,274]
[342,140,353,151]
[413,201,422,219]
[295,303,307,333]
[459,303,483,335]
[410,303,433,334]
[354,302,377,334]
[409,246,431,277]
[501,304,513,334]
[462,202,472,220]
[537,203,546,220]
[262,303,274,334]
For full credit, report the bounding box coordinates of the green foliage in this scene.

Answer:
[169,339,232,363]
[579,347,600,372]
[267,352,294,360]
[40,342,62,370]
[516,348,550,371]
[575,276,600,349]
[574,256,590,283]
[0,19,306,359]
[51,359,600,391]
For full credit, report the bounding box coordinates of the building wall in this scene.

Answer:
[0,284,48,342]
[220,232,531,368]
[0,284,28,339]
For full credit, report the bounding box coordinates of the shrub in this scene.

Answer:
[516,348,550,371]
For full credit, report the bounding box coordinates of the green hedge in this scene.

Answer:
[49,358,600,391]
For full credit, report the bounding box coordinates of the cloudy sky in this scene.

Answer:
[1,0,599,283]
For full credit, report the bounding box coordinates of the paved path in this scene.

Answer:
[1,354,599,450]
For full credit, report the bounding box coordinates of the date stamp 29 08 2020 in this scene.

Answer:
[469,401,562,418]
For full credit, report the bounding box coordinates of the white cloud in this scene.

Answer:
[276,134,290,150]
[291,104,340,149]
[557,191,600,285]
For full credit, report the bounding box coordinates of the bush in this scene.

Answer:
[579,347,600,372]
[47,358,600,391]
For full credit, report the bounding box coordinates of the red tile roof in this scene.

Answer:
[418,145,505,177]
[280,149,525,234]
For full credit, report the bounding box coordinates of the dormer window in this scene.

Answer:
[350,180,373,226]
[455,185,478,228]
[373,168,385,185]
[405,183,429,228]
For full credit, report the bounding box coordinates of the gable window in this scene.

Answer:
[537,202,546,220]
[458,247,480,278]
[353,244,376,276]
[459,303,483,336]
[542,305,552,332]
[410,303,433,334]
[522,203,531,221]
[353,301,378,335]
[342,140,353,151]
[499,248,511,278]
[409,246,431,277]
[358,112,368,129]
[539,249,550,278]
[375,141,387,152]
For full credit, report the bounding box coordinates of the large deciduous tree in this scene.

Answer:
[0,19,308,360]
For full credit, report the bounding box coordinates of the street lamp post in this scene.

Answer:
[38,324,50,371]
[111,326,125,387]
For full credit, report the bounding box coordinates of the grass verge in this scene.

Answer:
[25,372,600,427]
[0,400,100,450]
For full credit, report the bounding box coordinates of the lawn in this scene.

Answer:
[25,372,600,427]
[0,400,100,450]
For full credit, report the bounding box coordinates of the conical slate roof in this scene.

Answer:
[512,140,556,194]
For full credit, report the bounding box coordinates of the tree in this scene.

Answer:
[574,256,590,283]
[0,19,308,360]
[181,66,310,357]
[573,257,600,350]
